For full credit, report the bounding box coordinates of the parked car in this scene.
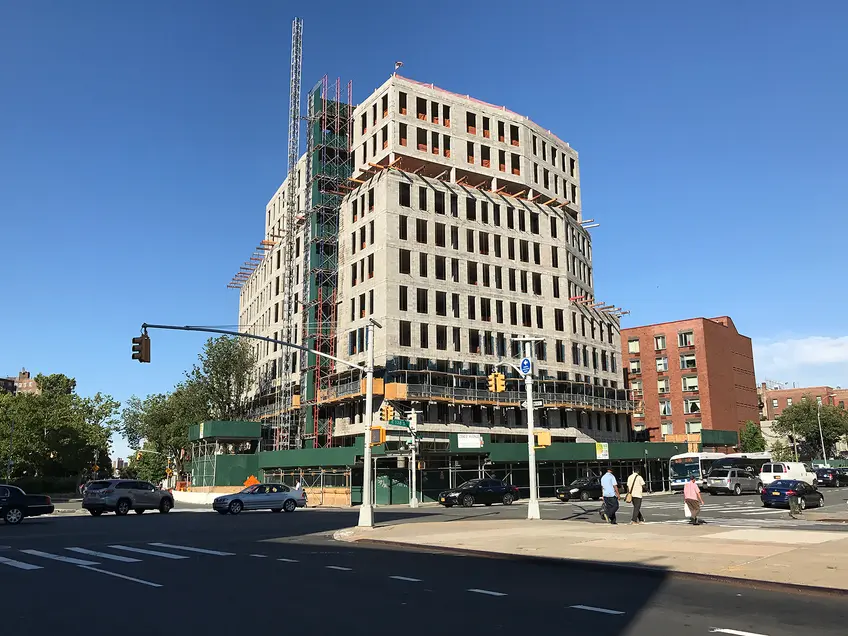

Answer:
[438,479,519,508]
[815,468,848,487]
[556,477,603,502]
[213,483,306,515]
[760,479,824,510]
[0,485,54,525]
[82,479,174,516]
[707,469,763,495]
[759,462,815,486]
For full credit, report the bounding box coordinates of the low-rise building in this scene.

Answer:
[759,383,848,420]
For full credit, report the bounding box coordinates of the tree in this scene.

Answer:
[189,336,256,421]
[739,420,766,452]
[772,395,848,458]
[769,440,795,462]
[34,374,77,397]
[127,448,167,484]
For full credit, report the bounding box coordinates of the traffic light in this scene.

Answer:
[136,451,142,461]
[132,333,151,363]
[488,372,506,393]
[380,404,395,421]
[370,426,386,446]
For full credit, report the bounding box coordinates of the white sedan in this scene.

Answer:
[213,484,306,515]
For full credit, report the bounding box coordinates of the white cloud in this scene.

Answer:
[753,336,848,386]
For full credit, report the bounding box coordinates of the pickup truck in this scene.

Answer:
[0,485,55,525]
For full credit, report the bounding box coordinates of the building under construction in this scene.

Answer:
[224,19,694,503]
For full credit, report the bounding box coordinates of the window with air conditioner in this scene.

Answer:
[630,380,642,394]
[678,331,694,347]
[629,359,641,373]
[659,400,672,416]
[682,376,699,392]
[627,339,640,354]
[654,335,666,350]
[661,422,671,436]
[684,398,701,414]
[680,353,697,369]
[656,357,668,372]
[657,378,670,394]
[685,420,702,434]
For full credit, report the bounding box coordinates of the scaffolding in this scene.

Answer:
[299,76,354,448]
[189,440,217,489]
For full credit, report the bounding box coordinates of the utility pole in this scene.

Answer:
[358,319,382,528]
[7,418,13,481]
[509,336,543,521]
[817,401,828,464]
[409,409,419,508]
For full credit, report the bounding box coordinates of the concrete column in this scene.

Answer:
[450,166,457,183]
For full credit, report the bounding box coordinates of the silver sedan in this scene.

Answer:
[213,484,306,515]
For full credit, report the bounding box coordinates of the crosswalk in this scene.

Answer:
[0,542,230,572]
[548,498,790,517]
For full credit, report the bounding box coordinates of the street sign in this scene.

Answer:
[520,400,544,409]
[520,357,532,375]
[595,442,609,460]
[388,419,411,428]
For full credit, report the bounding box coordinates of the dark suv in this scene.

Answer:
[82,479,174,516]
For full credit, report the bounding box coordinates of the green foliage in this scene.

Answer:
[189,336,256,421]
[769,440,795,462]
[772,395,848,458]
[126,448,167,485]
[739,420,766,453]
[0,374,119,484]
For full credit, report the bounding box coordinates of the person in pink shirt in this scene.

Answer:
[683,476,704,525]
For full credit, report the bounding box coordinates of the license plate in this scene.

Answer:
[772,492,780,496]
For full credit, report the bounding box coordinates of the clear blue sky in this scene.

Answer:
[2,2,847,457]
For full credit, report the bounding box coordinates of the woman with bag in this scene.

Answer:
[626,469,646,524]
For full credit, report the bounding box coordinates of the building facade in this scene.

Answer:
[622,317,758,447]
[4,369,39,395]
[759,383,848,420]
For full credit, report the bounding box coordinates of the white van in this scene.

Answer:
[759,462,815,486]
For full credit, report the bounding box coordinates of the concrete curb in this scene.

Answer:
[334,530,848,598]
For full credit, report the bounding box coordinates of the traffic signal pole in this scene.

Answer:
[137,321,383,528]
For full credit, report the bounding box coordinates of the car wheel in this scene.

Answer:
[763,501,771,508]
[461,494,475,508]
[733,484,742,496]
[228,500,243,515]
[115,499,131,516]
[579,491,590,501]
[799,497,807,510]
[135,509,145,515]
[159,499,172,514]
[757,483,764,494]
[708,490,716,496]
[4,507,24,525]
[217,510,228,515]
[502,493,515,506]
[283,499,297,513]
[89,509,103,516]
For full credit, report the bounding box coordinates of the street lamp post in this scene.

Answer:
[409,409,420,509]
[817,401,828,463]
[358,319,382,528]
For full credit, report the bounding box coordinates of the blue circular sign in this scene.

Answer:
[520,357,532,374]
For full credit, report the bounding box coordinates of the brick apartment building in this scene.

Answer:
[759,383,848,420]
[622,317,759,448]
[3,369,39,395]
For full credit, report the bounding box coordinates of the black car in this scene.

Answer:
[0,485,55,525]
[761,480,824,509]
[438,479,519,507]
[815,468,848,487]
[556,477,603,502]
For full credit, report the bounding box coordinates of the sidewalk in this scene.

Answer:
[336,518,848,591]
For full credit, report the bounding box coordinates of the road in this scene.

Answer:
[2,506,847,635]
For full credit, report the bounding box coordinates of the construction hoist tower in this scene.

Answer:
[276,17,303,450]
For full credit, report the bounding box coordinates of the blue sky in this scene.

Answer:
[2,2,847,457]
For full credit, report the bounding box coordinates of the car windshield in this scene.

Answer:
[458,480,481,489]
[670,459,700,480]
[769,480,798,489]
[570,478,592,486]
[87,481,112,491]
[815,469,832,474]
[239,485,260,494]
[709,470,730,477]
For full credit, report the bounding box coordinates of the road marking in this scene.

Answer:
[78,565,162,588]
[325,565,352,571]
[109,545,188,559]
[390,575,422,582]
[148,542,234,556]
[468,588,507,596]
[709,628,769,636]
[569,604,625,615]
[278,558,299,563]
[250,554,268,558]
[66,548,141,563]
[0,556,42,570]
[20,549,98,566]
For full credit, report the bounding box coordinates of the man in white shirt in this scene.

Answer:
[627,469,646,525]
[600,469,620,524]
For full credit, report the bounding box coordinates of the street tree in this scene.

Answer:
[739,420,766,453]
[128,448,167,484]
[772,396,848,458]
[189,336,256,421]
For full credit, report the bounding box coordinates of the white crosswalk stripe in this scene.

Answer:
[19,549,98,566]
[66,547,141,562]
[0,556,43,570]
[108,545,189,560]
[148,543,235,556]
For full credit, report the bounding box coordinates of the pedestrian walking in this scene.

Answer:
[600,468,620,525]
[683,475,704,525]
[626,469,646,524]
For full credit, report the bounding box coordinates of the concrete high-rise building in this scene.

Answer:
[237,74,633,463]
[621,317,758,451]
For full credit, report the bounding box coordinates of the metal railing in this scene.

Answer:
[403,384,634,411]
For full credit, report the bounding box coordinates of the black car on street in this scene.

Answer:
[815,468,848,487]
[438,479,519,507]
[0,485,55,525]
[556,477,603,502]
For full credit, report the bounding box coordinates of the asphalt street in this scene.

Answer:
[2,506,847,636]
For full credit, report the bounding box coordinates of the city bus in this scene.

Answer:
[708,452,772,477]
[669,452,726,491]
